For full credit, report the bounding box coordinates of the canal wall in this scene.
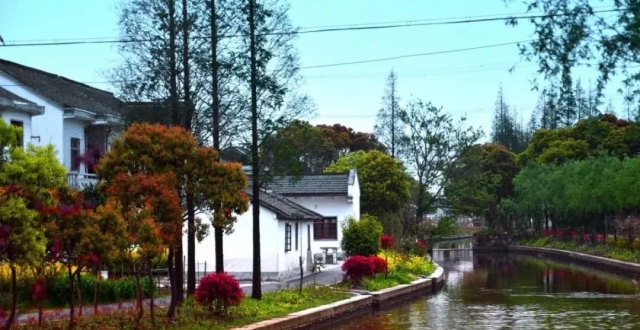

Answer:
[470,233,640,275]
[508,245,640,276]
[233,265,445,330]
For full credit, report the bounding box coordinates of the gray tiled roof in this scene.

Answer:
[266,173,351,196]
[0,59,122,116]
[0,87,34,104]
[246,189,323,221]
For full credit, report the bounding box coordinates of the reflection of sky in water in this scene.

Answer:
[324,241,640,330]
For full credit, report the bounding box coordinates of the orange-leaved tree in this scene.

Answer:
[96,123,248,319]
[40,187,123,330]
[105,172,181,327]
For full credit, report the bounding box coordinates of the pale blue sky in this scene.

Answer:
[0,0,627,138]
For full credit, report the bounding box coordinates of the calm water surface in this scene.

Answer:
[327,240,640,330]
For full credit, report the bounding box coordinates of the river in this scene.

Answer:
[325,239,640,329]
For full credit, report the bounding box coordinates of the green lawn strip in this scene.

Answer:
[17,285,351,330]
[519,237,640,264]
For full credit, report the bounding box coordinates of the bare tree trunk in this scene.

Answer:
[134,264,143,330]
[175,245,184,303]
[76,271,83,317]
[166,248,177,320]
[93,267,100,314]
[187,193,196,295]
[67,266,75,330]
[169,0,179,127]
[249,0,262,300]
[211,0,225,274]
[148,260,156,327]
[3,266,17,330]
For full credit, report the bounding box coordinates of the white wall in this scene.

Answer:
[188,205,279,275]
[351,175,361,220]
[277,220,313,277]
[287,196,356,253]
[0,73,65,164]
[0,110,31,148]
[63,119,86,172]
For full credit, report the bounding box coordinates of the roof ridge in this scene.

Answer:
[0,58,115,97]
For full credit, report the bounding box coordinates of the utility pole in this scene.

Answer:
[249,0,262,300]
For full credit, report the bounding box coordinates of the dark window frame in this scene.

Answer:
[295,222,299,251]
[10,120,23,147]
[314,217,338,240]
[70,137,81,172]
[285,223,292,252]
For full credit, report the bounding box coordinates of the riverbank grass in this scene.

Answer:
[13,284,350,330]
[362,252,436,292]
[520,236,640,263]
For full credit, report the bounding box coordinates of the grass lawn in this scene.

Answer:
[13,284,350,330]
[520,236,640,264]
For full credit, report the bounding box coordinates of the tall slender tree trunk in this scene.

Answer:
[148,260,156,327]
[187,193,196,295]
[391,85,395,158]
[134,265,143,330]
[210,0,225,274]
[182,0,197,297]
[175,246,184,303]
[93,266,100,315]
[76,271,83,317]
[169,0,179,127]
[249,0,262,300]
[67,266,75,330]
[166,248,177,319]
[4,266,17,330]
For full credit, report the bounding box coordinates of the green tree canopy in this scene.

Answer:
[325,150,411,217]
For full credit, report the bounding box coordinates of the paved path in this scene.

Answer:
[13,262,344,324]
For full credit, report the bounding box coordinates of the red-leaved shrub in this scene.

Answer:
[368,256,388,274]
[194,273,244,314]
[342,256,375,286]
[380,234,395,250]
[30,277,46,301]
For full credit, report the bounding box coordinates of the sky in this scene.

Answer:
[0,0,629,140]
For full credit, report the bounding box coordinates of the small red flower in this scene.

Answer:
[380,234,395,250]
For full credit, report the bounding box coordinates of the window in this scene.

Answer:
[314,217,338,240]
[70,138,80,171]
[284,223,292,252]
[295,223,298,251]
[10,121,23,147]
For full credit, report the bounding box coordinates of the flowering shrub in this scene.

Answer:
[368,256,388,274]
[380,234,395,250]
[342,256,376,286]
[194,273,244,314]
[30,277,46,302]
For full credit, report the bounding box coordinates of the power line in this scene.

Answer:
[0,8,620,48]
[299,41,530,69]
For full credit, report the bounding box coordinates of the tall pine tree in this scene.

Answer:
[558,72,576,127]
[575,79,588,122]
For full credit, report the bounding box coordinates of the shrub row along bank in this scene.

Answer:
[0,272,153,311]
[9,284,349,330]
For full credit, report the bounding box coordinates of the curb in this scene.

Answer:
[233,265,445,330]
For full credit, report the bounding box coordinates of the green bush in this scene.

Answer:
[431,217,459,238]
[341,214,383,257]
[2,272,154,309]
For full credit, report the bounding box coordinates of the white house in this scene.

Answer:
[189,170,360,281]
[0,59,124,186]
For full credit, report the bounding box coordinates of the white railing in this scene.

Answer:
[67,172,98,188]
